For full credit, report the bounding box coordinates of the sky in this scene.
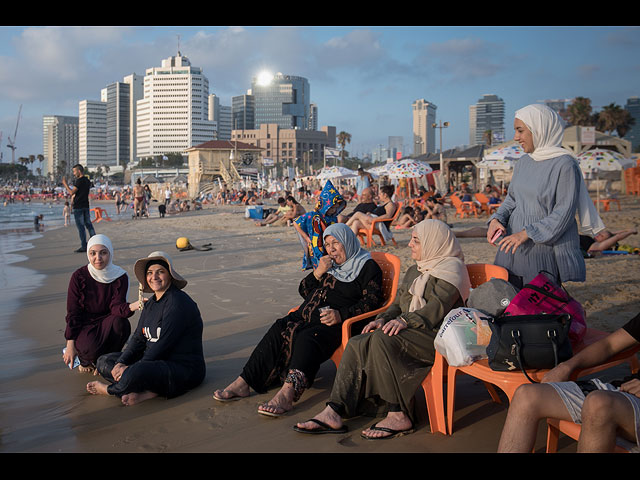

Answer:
[0,25,639,166]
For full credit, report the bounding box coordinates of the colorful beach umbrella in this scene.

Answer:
[577,148,634,172]
[484,142,526,161]
[384,159,433,179]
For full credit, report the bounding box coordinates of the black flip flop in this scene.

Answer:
[360,422,415,440]
[293,418,348,435]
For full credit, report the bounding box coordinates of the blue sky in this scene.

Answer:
[0,25,639,165]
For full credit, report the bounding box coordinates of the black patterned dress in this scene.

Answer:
[240,259,383,393]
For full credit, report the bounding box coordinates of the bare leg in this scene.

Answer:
[578,390,636,453]
[213,376,251,401]
[498,383,572,453]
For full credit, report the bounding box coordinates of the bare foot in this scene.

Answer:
[361,411,414,439]
[295,405,344,432]
[258,383,295,417]
[213,376,251,401]
[121,391,157,406]
[86,381,109,396]
[79,365,96,374]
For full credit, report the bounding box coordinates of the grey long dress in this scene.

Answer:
[490,154,586,286]
[327,265,463,424]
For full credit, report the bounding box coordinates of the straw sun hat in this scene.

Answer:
[134,251,187,293]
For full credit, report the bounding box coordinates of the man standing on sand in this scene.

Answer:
[62,164,96,253]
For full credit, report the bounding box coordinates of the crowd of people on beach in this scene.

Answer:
[60,104,640,452]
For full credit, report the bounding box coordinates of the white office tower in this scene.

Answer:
[79,100,107,168]
[412,99,437,155]
[43,115,79,177]
[136,54,216,160]
[123,73,144,165]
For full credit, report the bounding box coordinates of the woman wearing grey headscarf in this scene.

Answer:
[487,103,605,287]
[213,223,383,417]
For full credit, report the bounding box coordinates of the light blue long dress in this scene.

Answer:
[490,154,586,286]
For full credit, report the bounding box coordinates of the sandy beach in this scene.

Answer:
[1,195,639,453]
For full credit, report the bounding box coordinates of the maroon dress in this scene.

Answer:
[65,266,134,367]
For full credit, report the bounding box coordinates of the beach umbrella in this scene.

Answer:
[484,143,526,161]
[315,166,357,180]
[577,148,634,172]
[384,159,433,179]
[476,158,516,170]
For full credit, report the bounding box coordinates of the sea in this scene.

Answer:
[0,200,119,381]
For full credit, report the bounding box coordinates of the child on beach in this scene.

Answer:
[63,202,70,226]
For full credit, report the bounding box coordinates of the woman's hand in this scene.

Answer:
[620,378,640,398]
[487,218,505,244]
[361,318,385,333]
[319,308,342,326]
[63,340,76,367]
[111,363,128,382]
[314,255,333,279]
[498,229,529,254]
[381,318,408,336]
[129,298,147,311]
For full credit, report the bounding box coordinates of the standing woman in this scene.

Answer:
[63,234,137,373]
[486,104,604,288]
[87,252,205,406]
[295,220,470,438]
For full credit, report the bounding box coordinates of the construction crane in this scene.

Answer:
[7,104,22,164]
[0,131,3,162]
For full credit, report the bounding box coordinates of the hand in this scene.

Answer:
[541,362,572,383]
[498,229,529,254]
[129,298,147,311]
[361,318,385,334]
[487,219,505,244]
[381,318,407,336]
[620,378,640,398]
[314,255,333,279]
[319,308,341,326]
[111,363,128,382]
[62,341,76,367]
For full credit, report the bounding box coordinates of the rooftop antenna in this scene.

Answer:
[177,34,181,56]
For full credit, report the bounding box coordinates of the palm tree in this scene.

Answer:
[596,103,636,138]
[337,131,351,164]
[566,97,596,126]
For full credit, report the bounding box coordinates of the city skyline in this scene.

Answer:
[1,25,639,166]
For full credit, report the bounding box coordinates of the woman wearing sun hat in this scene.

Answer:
[87,251,206,406]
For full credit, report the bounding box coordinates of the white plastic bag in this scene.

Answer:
[435,307,493,367]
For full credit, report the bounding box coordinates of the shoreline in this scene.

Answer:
[1,197,638,453]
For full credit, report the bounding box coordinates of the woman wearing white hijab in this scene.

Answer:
[295,220,469,438]
[487,104,604,288]
[214,223,383,417]
[63,234,140,373]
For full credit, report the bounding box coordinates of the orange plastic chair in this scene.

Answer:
[597,198,621,212]
[90,207,112,223]
[450,194,478,218]
[287,252,401,368]
[445,325,640,435]
[356,202,402,248]
[330,252,401,366]
[546,418,631,453]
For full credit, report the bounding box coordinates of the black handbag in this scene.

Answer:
[486,313,573,383]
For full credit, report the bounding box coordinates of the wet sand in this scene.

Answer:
[1,195,638,453]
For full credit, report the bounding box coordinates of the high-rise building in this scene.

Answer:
[136,54,216,160]
[79,100,107,168]
[308,103,318,131]
[43,115,79,177]
[625,96,640,151]
[251,73,310,130]
[106,81,130,168]
[469,94,505,145]
[209,94,231,140]
[123,73,144,165]
[232,94,255,131]
[412,99,437,155]
[388,136,403,160]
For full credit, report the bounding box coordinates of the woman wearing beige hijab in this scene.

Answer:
[295,219,470,439]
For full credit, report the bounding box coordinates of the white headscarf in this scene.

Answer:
[408,220,471,312]
[86,234,127,284]
[515,104,605,236]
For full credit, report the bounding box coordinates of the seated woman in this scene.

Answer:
[393,206,415,229]
[424,196,447,223]
[295,219,470,438]
[255,197,291,227]
[346,184,397,238]
[63,234,136,373]
[87,251,206,406]
[213,223,383,417]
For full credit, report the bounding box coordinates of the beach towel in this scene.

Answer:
[294,180,346,270]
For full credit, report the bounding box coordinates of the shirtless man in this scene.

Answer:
[133,179,145,218]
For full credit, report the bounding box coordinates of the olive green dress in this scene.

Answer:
[327,264,464,423]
